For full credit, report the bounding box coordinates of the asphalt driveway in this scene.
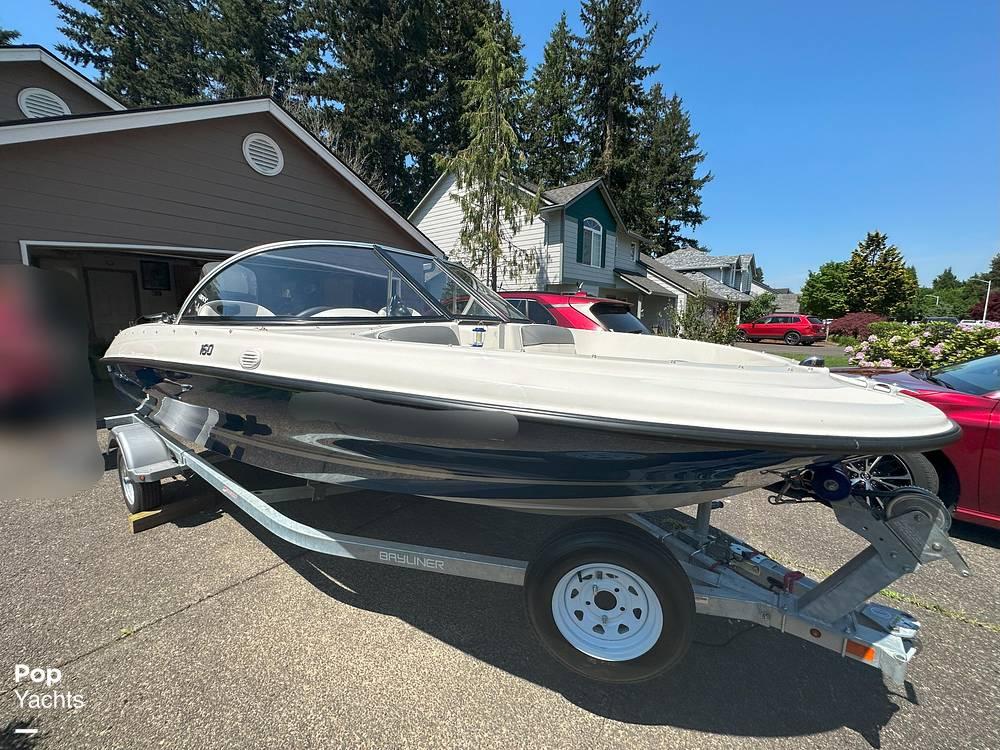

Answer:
[2,432,999,749]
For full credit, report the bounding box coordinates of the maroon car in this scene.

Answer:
[842,355,1000,530]
[738,313,826,345]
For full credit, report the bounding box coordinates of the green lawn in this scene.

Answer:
[766,351,853,368]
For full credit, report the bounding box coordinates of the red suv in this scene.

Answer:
[737,313,826,345]
[499,291,649,334]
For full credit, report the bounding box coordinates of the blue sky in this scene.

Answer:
[4,1,997,290]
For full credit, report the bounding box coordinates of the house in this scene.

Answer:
[750,280,801,313]
[0,45,439,356]
[411,173,681,330]
[411,173,760,331]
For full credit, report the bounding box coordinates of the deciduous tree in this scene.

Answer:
[800,260,849,319]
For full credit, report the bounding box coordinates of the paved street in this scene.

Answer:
[2,432,999,750]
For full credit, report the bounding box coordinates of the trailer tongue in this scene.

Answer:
[106,412,969,685]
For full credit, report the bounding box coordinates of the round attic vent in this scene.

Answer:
[242,133,284,176]
[17,87,71,119]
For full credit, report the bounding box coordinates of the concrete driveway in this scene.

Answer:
[2,433,999,749]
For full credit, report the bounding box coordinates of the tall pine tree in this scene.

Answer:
[844,231,918,317]
[53,0,210,106]
[310,0,420,207]
[639,84,712,252]
[201,0,317,99]
[435,6,536,288]
[523,12,579,187]
[0,27,20,45]
[576,0,656,228]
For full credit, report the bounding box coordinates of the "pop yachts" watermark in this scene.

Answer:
[13,664,85,710]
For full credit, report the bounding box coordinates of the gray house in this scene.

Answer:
[0,45,439,355]
[411,173,759,331]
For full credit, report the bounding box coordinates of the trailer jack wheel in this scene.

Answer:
[117,450,162,513]
[525,519,694,683]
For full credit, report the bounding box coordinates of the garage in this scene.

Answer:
[0,46,440,414]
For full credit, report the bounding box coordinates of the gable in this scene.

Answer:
[564,186,618,233]
[0,111,427,263]
[0,60,116,122]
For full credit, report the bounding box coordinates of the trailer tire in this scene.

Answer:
[525,519,694,683]
[117,450,162,513]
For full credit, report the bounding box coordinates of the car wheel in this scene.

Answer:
[842,453,940,496]
[783,331,801,345]
[735,330,749,342]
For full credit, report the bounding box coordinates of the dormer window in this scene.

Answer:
[581,218,603,267]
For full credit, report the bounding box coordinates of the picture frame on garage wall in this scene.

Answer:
[140,260,171,291]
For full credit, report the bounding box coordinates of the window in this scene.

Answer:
[525,300,557,325]
[631,242,637,262]
[581,218,602,267]
[589,302,649,334]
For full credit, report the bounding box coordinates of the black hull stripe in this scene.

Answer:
[103,356,962,454]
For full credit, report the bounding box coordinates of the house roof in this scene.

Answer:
[540,178,602,207]
[0,96,442,257]
[639,252,724,299]
[616,270,676,298]
[654,248,739,270]
[684,271,753,303]
[0,45,126,111]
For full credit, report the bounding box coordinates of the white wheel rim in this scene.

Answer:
[119,458,136,507]
[551,563,663,662]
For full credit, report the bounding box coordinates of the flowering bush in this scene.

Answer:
[847,321,1000,368]
[828,312,886,340]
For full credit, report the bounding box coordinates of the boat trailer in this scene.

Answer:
[104,412,970,685]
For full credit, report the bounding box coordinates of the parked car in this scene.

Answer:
[842,354,1000,530]
[499,291,650,334]
[737,313,826,345]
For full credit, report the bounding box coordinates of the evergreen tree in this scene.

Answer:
[0,27,21,45]
[406,0,491,209]
[932,267,961,290]
[639,85,712,252]
[752,265,765,284]
[522,12,579,187]
[576,0,656,227]
[201,0,318,99]
[310,0,419,206]
[844,231,918,317]
[435,8,537,289]
[800,260,850,319]
[53,0,210,106]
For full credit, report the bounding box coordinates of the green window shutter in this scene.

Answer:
[600,231,606,268]
[576,220,583,263]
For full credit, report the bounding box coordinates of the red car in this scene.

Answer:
[738,313,826,345]
[842,354,1000,530]
[499,291,649,334]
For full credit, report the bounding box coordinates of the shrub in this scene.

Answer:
[846,321,1000,369]
[828,312,886,340]
[867,321,913,339]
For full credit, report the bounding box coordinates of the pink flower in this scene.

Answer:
[844,346,855,354]
[908,338,921,348]
[867,334,877,342]
[878,359,893,367]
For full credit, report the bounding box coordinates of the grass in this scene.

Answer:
[766,350,853,368]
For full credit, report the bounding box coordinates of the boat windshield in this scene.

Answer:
[181,244,528,323]
[381,250,529,322]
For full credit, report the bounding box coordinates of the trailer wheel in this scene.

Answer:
[117,450,161,513]
[525,519,694,683]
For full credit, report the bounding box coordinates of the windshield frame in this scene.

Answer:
[176,241,529,325]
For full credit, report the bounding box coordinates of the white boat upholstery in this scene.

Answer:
[519,324,576,354]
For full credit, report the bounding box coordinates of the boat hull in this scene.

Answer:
[107,361,830,514]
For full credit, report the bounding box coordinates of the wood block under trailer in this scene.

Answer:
[104,413,970,685]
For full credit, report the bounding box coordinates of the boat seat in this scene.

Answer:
[377,326,460,346]
[519,324,576,354]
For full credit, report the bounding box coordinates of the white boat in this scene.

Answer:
[103,240,959,515]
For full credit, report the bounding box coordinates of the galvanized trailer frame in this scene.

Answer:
[104,413,969,686]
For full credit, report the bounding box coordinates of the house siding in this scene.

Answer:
[0,112,421,265]
[0,61,114,121]
[562,189,615,288]
[413,173,556,289]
